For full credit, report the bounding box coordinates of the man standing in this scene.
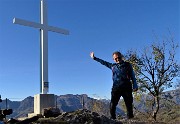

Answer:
[90,51,138,119]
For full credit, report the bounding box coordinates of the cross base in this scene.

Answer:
[28,94,55,117]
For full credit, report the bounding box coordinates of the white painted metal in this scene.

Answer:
[13,18,69,34]
[40,0,48,94]
[13,0,69,94]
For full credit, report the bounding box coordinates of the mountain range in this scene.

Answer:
[0,88,179,119]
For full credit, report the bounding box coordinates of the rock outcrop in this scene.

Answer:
[36,109,122,124]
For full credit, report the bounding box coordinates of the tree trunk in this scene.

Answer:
[152,96,160,121]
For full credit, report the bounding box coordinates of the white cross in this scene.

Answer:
[13,0,69,94]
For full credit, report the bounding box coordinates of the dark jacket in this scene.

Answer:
[94,57,138,90]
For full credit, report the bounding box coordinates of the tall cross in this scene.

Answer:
[13,0,69,94]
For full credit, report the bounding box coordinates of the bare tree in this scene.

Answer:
[174,79,180,90]
[125,36,180,120]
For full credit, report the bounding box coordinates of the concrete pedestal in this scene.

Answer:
[34,94,55,114]
[28,94,55,118]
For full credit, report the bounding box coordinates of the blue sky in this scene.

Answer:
[0,0,179,101]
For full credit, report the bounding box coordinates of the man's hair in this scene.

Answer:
[112,51,123,58]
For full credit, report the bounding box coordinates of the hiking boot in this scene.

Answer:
[127,115,134,119]
[111,116,116,120]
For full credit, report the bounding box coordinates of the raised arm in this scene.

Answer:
[90,52,112,69]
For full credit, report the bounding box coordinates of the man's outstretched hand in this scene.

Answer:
[90,52,95,59]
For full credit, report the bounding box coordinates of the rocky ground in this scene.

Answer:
[32,109,169,124]
[5,108,180,124]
